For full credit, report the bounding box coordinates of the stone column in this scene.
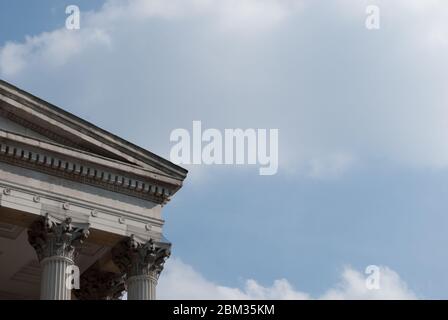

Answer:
[112,235,170,300]
[74,263,125,300]
[28,214,89,300]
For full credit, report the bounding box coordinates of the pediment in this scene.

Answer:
[0,113,54,142]
[0,80,187,179]
[0,80,187,203]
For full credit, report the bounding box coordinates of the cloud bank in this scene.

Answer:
[158,258,416,300]
[1,0,447,178]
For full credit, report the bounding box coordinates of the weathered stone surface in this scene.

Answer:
[74,265,125,300]
[112,235,171,279]
[0,80,186,300]
[28,214,90,262]
[111,235,170,300]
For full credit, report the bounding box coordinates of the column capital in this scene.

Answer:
[28,213,90,262]
[111,235,171,279]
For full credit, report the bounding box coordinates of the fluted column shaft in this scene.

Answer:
[40,256,73,300]
[127,274,157,300]
[112,235,171,300]
[28,214,90,300]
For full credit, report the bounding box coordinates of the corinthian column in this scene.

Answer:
[74,263,125,300]
[28,214,90,300]
[112,235,170,300]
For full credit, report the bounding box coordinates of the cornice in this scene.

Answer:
[0,80,188,180]
[0,130,178,204]
[0,107,95,154]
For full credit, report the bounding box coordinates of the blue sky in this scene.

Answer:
[1,0,447,299]
[0,0,103,43]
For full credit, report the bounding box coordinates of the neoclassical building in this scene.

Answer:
[0,80,187,300]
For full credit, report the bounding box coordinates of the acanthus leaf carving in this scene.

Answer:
[27,213,90,262]
[111,235,171,279]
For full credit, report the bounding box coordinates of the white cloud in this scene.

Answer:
[210,0,303,32]
[308,152,357,179]
[0,28,111,76]
[338,0,448,50]
[1,0,448,178]
[157,258,416,300]
[0,42,27,76]
[320,266,416,300]
[0,0,304,76]
[112,0,304,31]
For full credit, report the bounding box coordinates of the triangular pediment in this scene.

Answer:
[0,80,187,189]
[0,113,52,142]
